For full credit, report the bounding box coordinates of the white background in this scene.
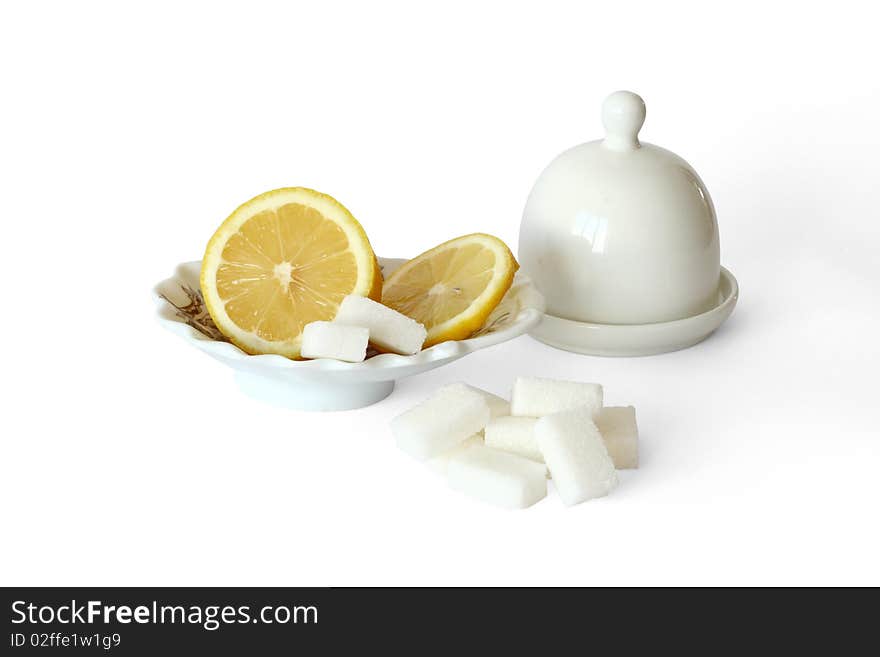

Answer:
[2,1,878,586]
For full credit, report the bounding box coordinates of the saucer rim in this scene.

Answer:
[530,267,738,356]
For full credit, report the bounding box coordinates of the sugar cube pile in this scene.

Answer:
[300,321,369,362]
[447,444,548,509]
[392,383,490,460]
[334,294,427,356]
[392,377,640,509]
[511,376,603,419]
[536,407,618,505]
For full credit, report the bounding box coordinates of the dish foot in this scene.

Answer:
[234,371,395,411]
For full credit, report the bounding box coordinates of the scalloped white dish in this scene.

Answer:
[154,258,544,410]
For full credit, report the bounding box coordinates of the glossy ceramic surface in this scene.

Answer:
[519,90,721,325]
[530,267,738,356]
[154,258,544,411]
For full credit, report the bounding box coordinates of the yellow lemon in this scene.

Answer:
[200,187,381,359]
[382,233,518,347]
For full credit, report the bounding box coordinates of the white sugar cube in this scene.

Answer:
[484,416,542,462]
[511,376,603,419]
[392,384,491,460]
[440,383,510,419]
[334,295,427,355]
[595,406,639,469]
[426,433,484,475]
[447,444,547,509]
[536,406,618,505]
[300,321,369,362]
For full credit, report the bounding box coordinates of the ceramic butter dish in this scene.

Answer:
[519,91,738,356]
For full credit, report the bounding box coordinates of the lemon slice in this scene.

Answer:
[382,233,518,347]
[200,187,381,359]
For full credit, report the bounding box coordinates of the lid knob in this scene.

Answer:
[602,90,646,151]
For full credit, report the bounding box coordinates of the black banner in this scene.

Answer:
[1,587,871,653]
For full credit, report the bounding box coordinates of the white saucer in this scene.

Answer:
[529,267,739,357]
[154,258,544,411]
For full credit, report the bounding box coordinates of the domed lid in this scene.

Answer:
[519,90,721,327]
